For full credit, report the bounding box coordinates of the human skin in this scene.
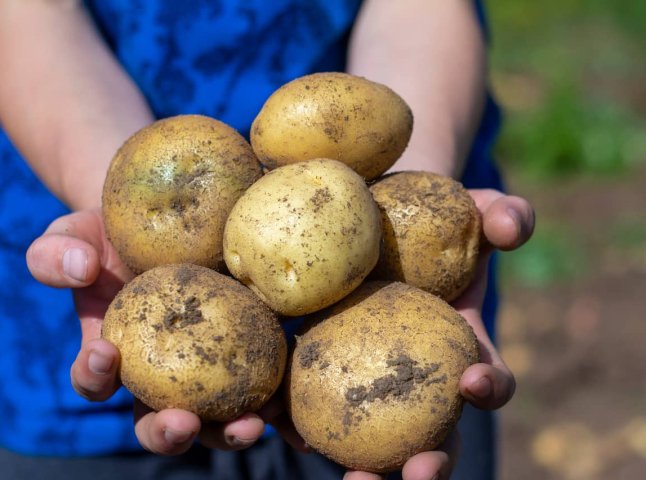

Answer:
[5,0,535,478]
[348,0,487,180]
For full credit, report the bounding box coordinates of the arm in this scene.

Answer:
[347,0,486,178]
[0,0,153,210]
[6,0,271,455]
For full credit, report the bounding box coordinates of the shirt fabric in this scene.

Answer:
[0,0,501,456]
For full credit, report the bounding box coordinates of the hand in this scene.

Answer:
[345,189,535,480]
[25,209,269,454]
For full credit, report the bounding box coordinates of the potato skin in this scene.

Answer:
[369,171,481,302]
[101,264,287,422]
[223,159,382,316]
[250,72,413,181]
[103,114,263,274]
[286,282,479,473]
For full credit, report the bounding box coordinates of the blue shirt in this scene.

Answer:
[0,0,500,456]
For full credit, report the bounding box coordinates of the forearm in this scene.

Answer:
[347,0,486,178]
[0,0,154,210]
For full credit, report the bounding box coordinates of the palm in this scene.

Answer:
[72,209,133,330]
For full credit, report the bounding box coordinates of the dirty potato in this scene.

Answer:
[102,263,287,422]
[223,159,382,316]
[369,171,481,302]
[286,281,479,473]
[250,72,413,181]
[103,114,263,274]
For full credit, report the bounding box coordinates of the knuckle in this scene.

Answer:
[70,369,115,402]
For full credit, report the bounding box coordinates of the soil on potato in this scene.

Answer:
[497,164,646,480]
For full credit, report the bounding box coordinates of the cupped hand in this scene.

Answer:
[345,189,535,480]
[25,209,271,455]
[457,189,535,411]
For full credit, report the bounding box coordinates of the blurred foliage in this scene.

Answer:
[488,0,646,288]
[499,222,587,288]
[487,0,646,180]
[609,214,646,256]
[498,83,644,178]
[611,214,646,243]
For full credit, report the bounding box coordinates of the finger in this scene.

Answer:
[451,257,516,410]
[27,209,132,288]
[69,287,121,401]
[455,303,517,410]
[398,430,458,480]
[344,431,459,480]
[26,233,102,288]
[469,190,535,252]
[70,337,122,401]
[483,195,535,252]
[199,412,266,451]
[460,362,516,411]
[133,402,201,455]
[343,471,385,480]
[400,451,450,480]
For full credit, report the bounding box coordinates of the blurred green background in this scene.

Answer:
[486,2,646,479]
[488,0,646,288]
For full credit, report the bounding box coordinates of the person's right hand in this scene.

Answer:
[25,209,276,455]
[343,189,535,480]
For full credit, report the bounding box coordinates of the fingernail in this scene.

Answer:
[63,248,88,282]
[88,349,113,375]
[469,377,492,398]
[225,435,255,448]
[431,474,440,480]
[164,428,195,445]
[506,208,522,238]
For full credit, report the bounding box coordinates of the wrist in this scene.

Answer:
[55,118,154,211]
[391,135,463,179]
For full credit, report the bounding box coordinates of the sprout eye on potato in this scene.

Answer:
[102,114,263,274]
[369,171,481,302]
[223,159,382,316]
[286,281,479,473]
[101,263,287,422]
[250,72,413,181]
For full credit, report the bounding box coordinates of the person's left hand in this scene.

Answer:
[343,189,535,480]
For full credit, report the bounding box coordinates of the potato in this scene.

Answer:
[103,114,263,274]
[286,281,479,473]
[369,171,481,302]
[101,263,287,422]
[223,159,382,316]
[250,72,413,181]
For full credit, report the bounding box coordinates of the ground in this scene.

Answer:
[497,165,646,479]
